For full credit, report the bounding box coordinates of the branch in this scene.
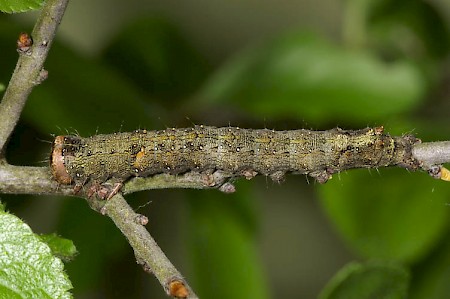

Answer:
[89,193,198,299]
[412,141,450,166]
[0,0,198,297]
[120,140,450,189]
[0,138,449,299]
[412,141,450,181]
[0,0,69,153]
[0,164,220,196]
[0,140,448,197]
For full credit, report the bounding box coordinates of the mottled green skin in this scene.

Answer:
[56,126,419,186]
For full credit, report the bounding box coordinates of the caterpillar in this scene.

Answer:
[50,125,420,198]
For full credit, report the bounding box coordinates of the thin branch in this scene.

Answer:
[0,164,219,196]
[0,1,447,298]
[122,170,233,194]
[0,138,449,299]
[0,0,198,297]
[412,141,450,181]
[0,0,69,153]
[0,165,202,298]
[0,164,69,195]
[89,193,198,299]
[412,141,450,167]
[0,140,449,197]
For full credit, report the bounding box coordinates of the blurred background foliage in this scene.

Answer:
[0,0,449,298]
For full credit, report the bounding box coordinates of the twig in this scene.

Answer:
[0,138,449,299]
[0,164,219,195]
[0,140,449,196]
[122,170,233,194]
[0,0,198,297]
[0,1,447,297]
[412,141,450,181]
[412,141,450,167]
[0,0,69,153]
[89,193,198,299]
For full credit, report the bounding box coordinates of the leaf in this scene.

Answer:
[0,0,45,13]
[0,209,73,298]
[197,33,425,125]
[39,234,78,262]
[319,261,409,299]
[318,169,449,263]
[186,184,269,299]
[0,83,4,92]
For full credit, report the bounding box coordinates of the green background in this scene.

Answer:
[0,0,449,298]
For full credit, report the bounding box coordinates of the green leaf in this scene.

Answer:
[197,33,425,125]
[39,234,78,262]
[187,185,269,299]
[319,261,409,299]
[0,0,45,13]
[0,83,5,92]
[0,210,72,298]
[318,169,449,263]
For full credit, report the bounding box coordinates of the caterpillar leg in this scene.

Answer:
[85,180,124,200]
[309,168,334,184]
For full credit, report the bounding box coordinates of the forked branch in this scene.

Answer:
[0,0,198,297]
[0,1,449,298]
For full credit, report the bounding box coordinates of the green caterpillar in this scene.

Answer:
[51,126,419,197]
